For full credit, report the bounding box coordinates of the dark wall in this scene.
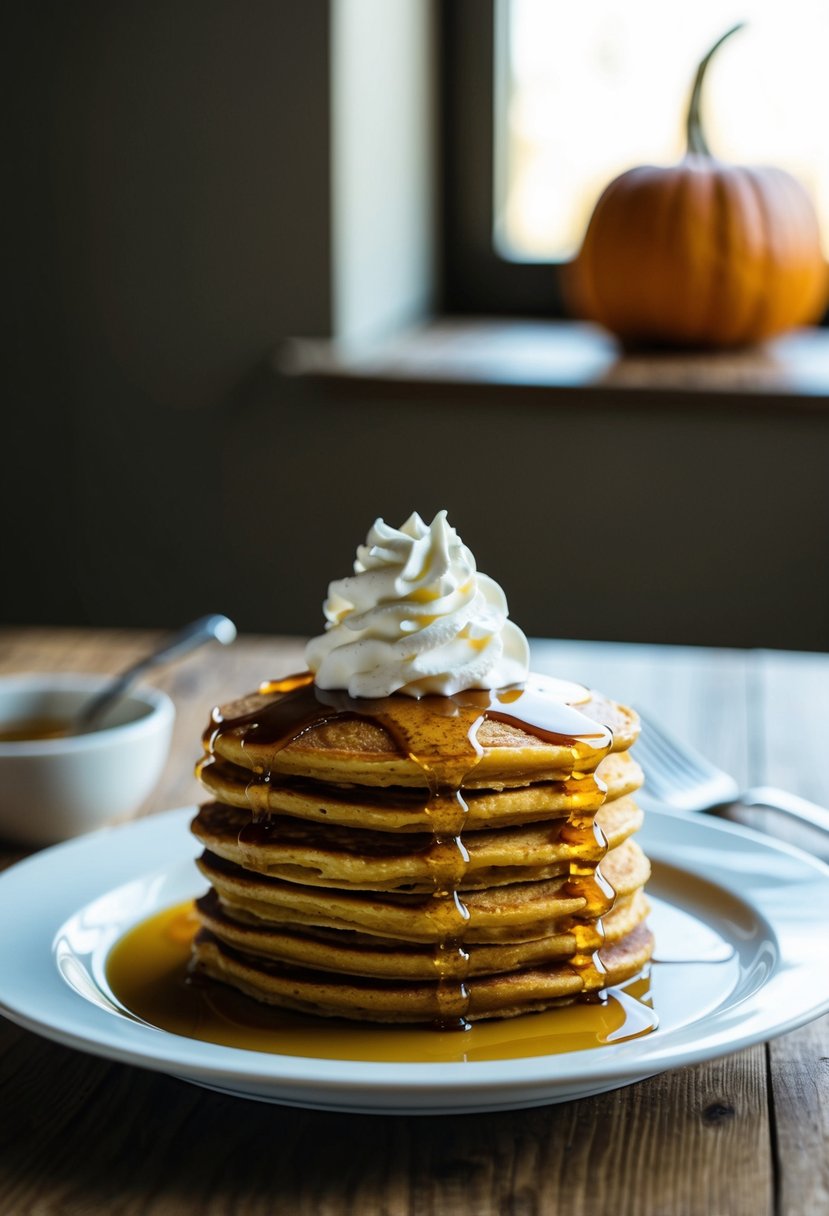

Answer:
[5,2,331,627]
[214,383,829,651]
[4,4,828,651]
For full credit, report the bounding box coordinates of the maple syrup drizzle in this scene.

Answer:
[201,672,614,1029]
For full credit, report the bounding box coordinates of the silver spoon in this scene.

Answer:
[76,614,237,732]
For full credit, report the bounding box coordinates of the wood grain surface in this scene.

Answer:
[0,628,826,1216]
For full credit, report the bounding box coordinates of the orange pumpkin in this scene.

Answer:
[567,25,828,348]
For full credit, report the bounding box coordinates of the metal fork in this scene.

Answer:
[635,711,829,834]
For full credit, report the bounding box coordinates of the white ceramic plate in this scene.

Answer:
[1,806,828,1114]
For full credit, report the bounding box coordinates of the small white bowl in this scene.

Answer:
[0,673,175,846]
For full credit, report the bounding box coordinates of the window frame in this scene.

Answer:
[440,0,568,317]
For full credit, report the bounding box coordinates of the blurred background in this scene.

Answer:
[4,0,829,650]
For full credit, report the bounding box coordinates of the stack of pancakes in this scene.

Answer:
[190,674,652,1023]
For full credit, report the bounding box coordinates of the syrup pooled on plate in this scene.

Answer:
[106,901,657,1062]
[198,671,621,1029]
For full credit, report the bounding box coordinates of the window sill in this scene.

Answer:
[280,317,829,410]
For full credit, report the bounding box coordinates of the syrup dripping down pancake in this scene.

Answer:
[191,795,643,892]
[196,836,651,945]
[204,681,639,788]
[196,750,644,832]
[195,886,650,980]
[189,922,655,1023]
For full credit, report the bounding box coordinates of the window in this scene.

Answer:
[442,0,829,313]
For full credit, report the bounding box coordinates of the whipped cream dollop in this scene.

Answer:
[305,511,530,698]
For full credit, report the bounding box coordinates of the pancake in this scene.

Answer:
[195,887,650,980]
[196,837,651,945]
[204,679,639,788]
[190,921,655,1023]
[191,795,644,892]
[195,749,643,832]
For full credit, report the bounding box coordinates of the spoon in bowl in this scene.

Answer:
[76,614,237,733]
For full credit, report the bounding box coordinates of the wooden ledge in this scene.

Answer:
[279,318,829,408]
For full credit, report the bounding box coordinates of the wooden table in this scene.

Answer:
[1,627,827,1216]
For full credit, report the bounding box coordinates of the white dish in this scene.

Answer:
[1,806,828,1114]
[0,674,174,845]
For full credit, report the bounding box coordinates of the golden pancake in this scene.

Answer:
[195,749,643,832]
[191,796,643,892]
[197,837,651,945]
[189,921,655,1023]
[205,679,639,788]
[195,887,649,980]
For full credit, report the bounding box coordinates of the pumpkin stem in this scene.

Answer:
[685,23,745,157]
